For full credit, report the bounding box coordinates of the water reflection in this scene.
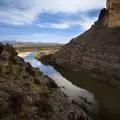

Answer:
[24,52,99,117]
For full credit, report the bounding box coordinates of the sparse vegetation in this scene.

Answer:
[0,42,92,120]
[14,43,63,53]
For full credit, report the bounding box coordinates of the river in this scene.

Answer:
[21,52,120,120]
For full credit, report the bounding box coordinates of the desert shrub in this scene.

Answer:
[34,77,41,85]
[9,92,25,114]
[46,79,58,88]
[35,94,52,116]
[29,86,41,94]
[25,62,35,76]
[0,100,10,118]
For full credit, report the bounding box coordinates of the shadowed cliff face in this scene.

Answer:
[52,0,120,88]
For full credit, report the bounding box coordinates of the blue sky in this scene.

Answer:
[0,0,106,43]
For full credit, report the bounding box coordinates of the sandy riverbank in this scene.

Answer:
[18,51,32,57]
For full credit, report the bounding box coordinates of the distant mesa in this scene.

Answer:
[0,40,60,45]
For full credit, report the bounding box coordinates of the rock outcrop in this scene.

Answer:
[0,42,91,120]
[96,0,120,27]
[107,0,120,27]
[51,0,120,88]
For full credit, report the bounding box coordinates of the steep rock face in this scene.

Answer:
[107,0,120,27]
[52,0,120,87]
[95,0,120,27]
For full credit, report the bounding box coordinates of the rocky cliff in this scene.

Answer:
[0,42,91,120]
[107,0,120,27]
[52,0,120,88]
[97,0,120,27]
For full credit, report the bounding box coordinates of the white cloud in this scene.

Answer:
[0,10,38,25]
[50,23,70,29]
[37,16,98,30]
[72,16,98,30]
[37,23,69,29]
[0,0,106,25]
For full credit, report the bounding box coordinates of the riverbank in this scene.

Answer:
[35,51,120,120]
[35,51,54,65]
[19,51,97,119]
[0,43,92,120]
[18,51,32,57]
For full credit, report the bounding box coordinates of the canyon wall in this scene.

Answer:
[52,0,120,88]
[107,0,120,27]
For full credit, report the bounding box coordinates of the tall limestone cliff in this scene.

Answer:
[98,0,120,27]
[52,0,120,88]
[107,0,120,27]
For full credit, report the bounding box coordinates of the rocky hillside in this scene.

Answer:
[0,42,91,120]
[52,0,120,88]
